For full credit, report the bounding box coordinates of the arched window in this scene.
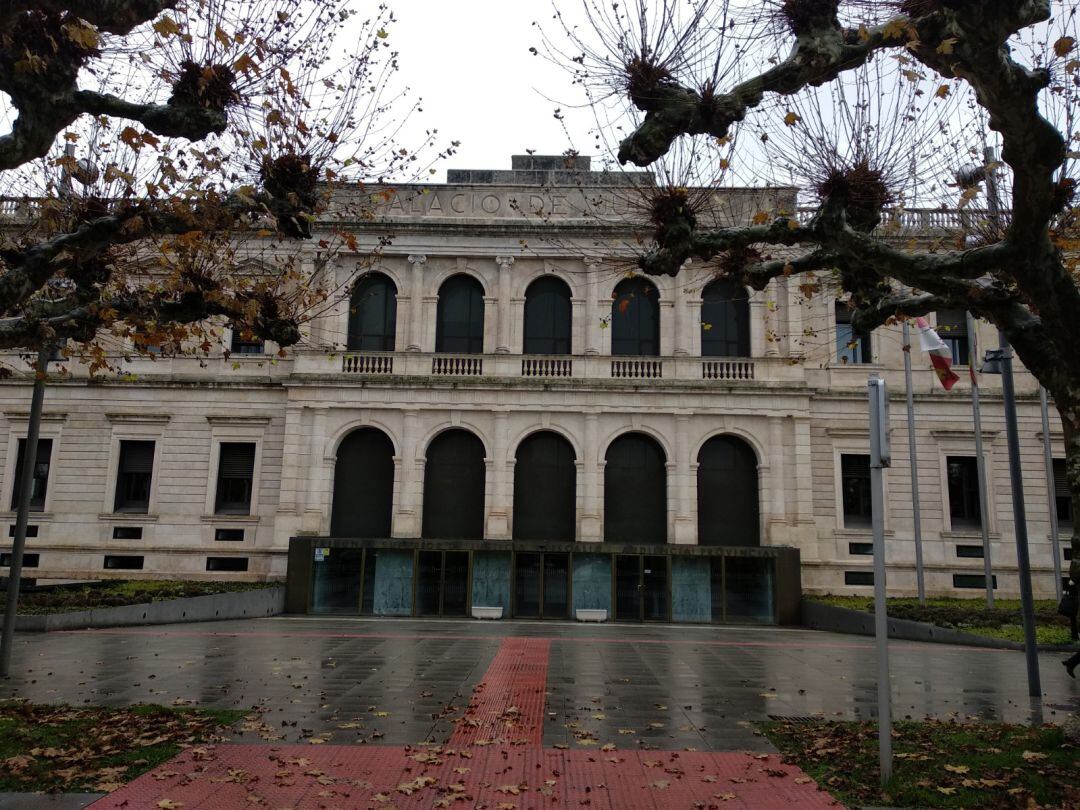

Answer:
[697,436,759,547]
[701,279,750,357]
[611,277,659,356]
[422,429,486,539]
[347,273,397,351]
[604,433,667,544]
[436,274,485,354]
[523,277,572,355]
[513,431,576,540]
[331,428,395,537]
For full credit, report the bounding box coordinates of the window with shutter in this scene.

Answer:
[114,440,155,512]
[936,309,970,365]
[215,443,256,515]
[11,438,53,511]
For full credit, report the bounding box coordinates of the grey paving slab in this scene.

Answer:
[0,616,1076,755]
[0,795,103,810]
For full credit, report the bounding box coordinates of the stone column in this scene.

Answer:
[767,416,787,543]
[584,261,601,356]
[303,407,329,533]
[580,412,602,540]
[486,410,511,538]
[783,277,804,358]
[673,282,690,356]
[406,255,426,352]
[495,256,514,354]
[764,281,779,357]
[393,409,421,536]
[672,413,696,542]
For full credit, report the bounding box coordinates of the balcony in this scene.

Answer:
[307,351,805,385]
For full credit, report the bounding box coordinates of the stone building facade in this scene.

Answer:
[0,156,1070,620]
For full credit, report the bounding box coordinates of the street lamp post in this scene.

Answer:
[981,336,1042,700]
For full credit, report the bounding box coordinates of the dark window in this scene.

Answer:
[1053,459,1072,526]
[956,544,985,558]
[936,309,970,366]
[1,552,38,567]
[701,279,750,357]
[112,526,142,540]
[845,571,874,586]
[11,438,53,512]
[331,428,394,538]
[611,278,659,357]
[229,325,264,355]
[835,302,872,364]
[104,554,144,570]
[347,273,397,351]
[947,456,981,529]
[8,525,38,538]
[523,277,572,355]
[206,556,249,572]
[604,433,666,544]
[114,440,154,513]
[953,573,997,589]
[423,429,485,539]
[841,454,872,527]
[513,431,576,541]
[436,274,484,354]
[215,443,256,515]
[214,528,245,541]
[849,542,873,555]
[697,436,759,546]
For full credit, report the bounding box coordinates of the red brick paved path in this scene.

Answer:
[91,637,837,809]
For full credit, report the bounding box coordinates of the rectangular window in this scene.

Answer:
[936,310,970,366]
[835,303,872,364]
[1,552,38,567]
[229,325,264,355]
[11,438,52,512]
[947,456,981,529]
[953,573,996,589]
[8,525,38,538]
[845,571,874,586]
[112,526,143,540]
[215,443,256,515]
[114,440,155,513]
[848,542,873,556]
[214,528,245,541]
[206,556,249,572]
[956,544,985,558]
[1053,459,1072,526]
[841,454,873,527]
[104,554,144,570]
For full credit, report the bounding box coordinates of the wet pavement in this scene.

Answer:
[1,616,1077,753]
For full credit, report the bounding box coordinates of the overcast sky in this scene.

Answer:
[388,2,597,180]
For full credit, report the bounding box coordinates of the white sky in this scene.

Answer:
[388,2,597,181]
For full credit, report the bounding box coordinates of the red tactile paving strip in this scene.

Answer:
[90,745,838,809]
[89,637,838,809]
[449,636,550,748]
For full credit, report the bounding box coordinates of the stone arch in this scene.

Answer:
[697,434,760,547]
[604,431,667,544]
[422,427,487,540]
[513,430,577,541]
[331,427,395,538]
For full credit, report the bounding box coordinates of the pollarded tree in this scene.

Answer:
[0,0,450,368]
[550,0,1080,587]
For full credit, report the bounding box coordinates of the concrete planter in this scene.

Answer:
[575,608,607,623]
[8,586,285,632]
[471,605,503,620]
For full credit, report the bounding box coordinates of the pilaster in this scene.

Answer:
[406,255,426,352]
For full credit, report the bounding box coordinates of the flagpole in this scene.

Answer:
[902,320,926,605]
[967,312,994,609]
[1039,386,1063,600]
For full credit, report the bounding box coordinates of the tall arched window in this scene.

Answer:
[611,277,660,356]
[422,429,486,539]
[523,277,572,355]
[701,279,750,357]
[347,273,397,351]
[513,431,576,540]
[697,436,759,547]
[604,433,667,544]
[436,274,485,354]
[331,428,395,537]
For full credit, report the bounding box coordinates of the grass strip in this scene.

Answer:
[3,579,277,615]
[759,717,1079,809]
[0,701,247,793]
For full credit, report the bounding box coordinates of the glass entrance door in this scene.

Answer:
[416,550,469,617]
[642,555,669,621]
[514,552,570,619]
[542,553,570,618]
[514,552,542,618]
[615,555,643,621]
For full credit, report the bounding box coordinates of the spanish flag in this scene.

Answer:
[915,317,960,391]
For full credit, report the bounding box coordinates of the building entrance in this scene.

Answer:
[513,552,570,619]
[614,554,669,622]
[416,550,469,617]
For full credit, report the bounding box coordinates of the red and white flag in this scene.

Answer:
[915,317,960,391]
